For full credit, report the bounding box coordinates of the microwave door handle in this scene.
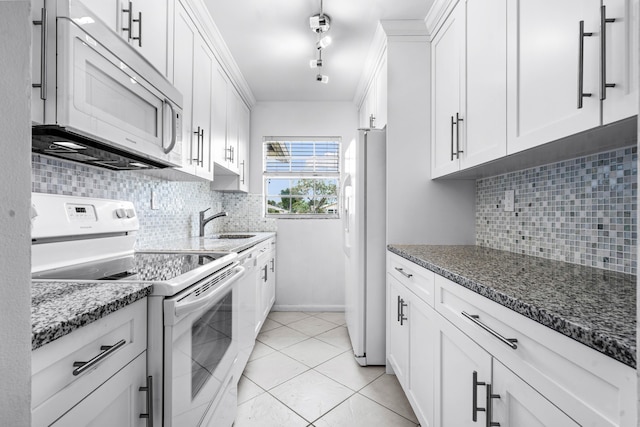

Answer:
[163,99,177,154]
[173,266,245,319]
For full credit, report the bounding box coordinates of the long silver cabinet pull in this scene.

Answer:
[122,2,133,41]
[139,375,154,427]
[486,383,501,427]
[462,312,518,349]
[72,339,127,376]
[600,5,616,100]
[193,127,201,164]
[132,11,142,47]
[450,115,455,161]
[455,112,464,157]
[578,20,594,108]
[472,371,486,422]
[32,7,47,100]
[199,129,204,166]
[396,295,402,322]
[394,267,413,279]
[399,298,408,326]
[240,161,246,184]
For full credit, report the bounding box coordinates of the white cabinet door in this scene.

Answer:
[492,360,580,427]
[192,37,215,180]
[435,312,492,427]
[386,275,410,387]
[407,292,435,427]
[212,64,229,167]
[173,3,213,180]
[507,0,601,155]
[80,0,169,76]
[461,0,507,169]
[602,0,639,124]
[238,101,251,192]
[375,55,388,129]
[129,0,169,76]
[431,2,464,178]
[52,353,148,427]
[225,87,240,173]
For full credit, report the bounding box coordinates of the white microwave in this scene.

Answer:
[31,0,182,170]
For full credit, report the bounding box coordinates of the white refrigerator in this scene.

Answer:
[342,127,386,366]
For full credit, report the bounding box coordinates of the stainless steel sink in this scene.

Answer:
[213,234,256,239]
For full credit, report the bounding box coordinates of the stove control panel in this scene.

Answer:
[66,204,98,222]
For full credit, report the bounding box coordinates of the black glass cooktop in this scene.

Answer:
[32,252,227,282]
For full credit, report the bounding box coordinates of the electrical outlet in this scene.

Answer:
[151,190,159,210]
[504,190,515,212]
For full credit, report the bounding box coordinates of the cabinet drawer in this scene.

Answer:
[435,275,636,427]
[32,299,147,426]
[387,252,435,307]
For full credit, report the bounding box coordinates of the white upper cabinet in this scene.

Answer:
[507,0,638,155]
[212,63,229,168]
[602,0,639,124]
[507,0,601,155]
[358,54,388,129]
[80,0,169,76]
[431,0,507,179]
[430,0,638,178]
[172,1,214,180]
[431,2,464,178]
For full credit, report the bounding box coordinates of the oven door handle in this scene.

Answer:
[172,266,245,319]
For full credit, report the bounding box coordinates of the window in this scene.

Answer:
[264,138,341,218]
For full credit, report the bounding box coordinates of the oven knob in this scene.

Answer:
[125,209,136,218]
[115,208,126,218]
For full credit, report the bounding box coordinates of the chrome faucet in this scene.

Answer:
[199,208,228,236]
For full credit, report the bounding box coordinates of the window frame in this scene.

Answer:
[263,137,341,219]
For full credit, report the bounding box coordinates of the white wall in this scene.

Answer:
[384,22,476,245]
[0,1,32,424]
[250,102,357,310]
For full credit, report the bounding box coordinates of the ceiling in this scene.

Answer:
[203,0,434,103]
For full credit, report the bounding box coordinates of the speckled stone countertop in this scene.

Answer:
[32,281,152,350]
[138,232,276,253]
[388,245,637,368]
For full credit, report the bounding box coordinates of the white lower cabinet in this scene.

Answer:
[253,238,277,336]
[51,353,149,427]
[492,359,579,427]
[435,313,491,427]
[387,254,436,427]
[32,299,149,427]
[386,252,637,427]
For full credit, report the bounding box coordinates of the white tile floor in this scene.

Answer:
[235,311,419,427]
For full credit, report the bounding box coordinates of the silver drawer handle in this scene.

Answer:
[394,267,413,279]
[462,312,518,350]
[72,339,127,376]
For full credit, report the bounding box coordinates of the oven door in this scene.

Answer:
[163,264,244,426]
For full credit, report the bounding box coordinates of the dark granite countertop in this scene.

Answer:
[31,281,152,350]
[388,245,636,368]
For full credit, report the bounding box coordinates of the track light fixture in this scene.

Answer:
[316,74,329,84]
[309,0,331,83]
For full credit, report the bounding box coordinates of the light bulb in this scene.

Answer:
[316,36,332,50]
[316,74,329,84]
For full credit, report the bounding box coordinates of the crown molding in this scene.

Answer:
[424,0,459,38]
[352,19,429,108]
[353,22,387,108]
[185,0,256,108]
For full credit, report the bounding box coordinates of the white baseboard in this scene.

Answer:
[271,304,345,312]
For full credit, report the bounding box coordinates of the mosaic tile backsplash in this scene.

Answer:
[476,146,637,274]
[32,155,275,247]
